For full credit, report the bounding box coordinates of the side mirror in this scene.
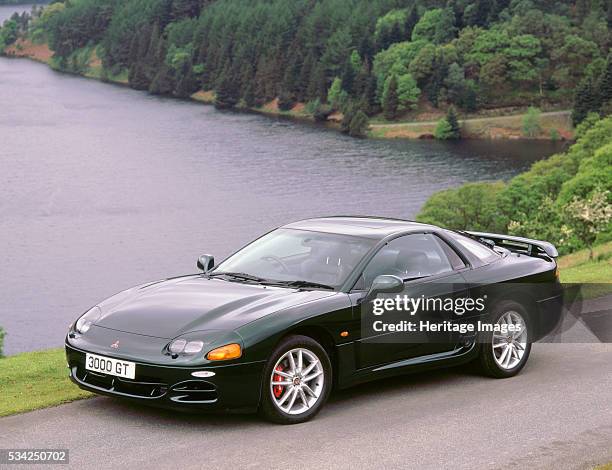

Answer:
[197,254,215,272]
[364,274,404,302]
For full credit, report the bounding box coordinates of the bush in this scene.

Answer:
[0,326,5,358]
[313,103,332,122]
[305,98,332,121]
[522,106,541,138]
[305,98,321,115]
[434,118,453,139]
[416,182,507,231]
[564,189,612,260]
[277,91,295,111]
[435,106,461,140]
[349,110,369,137]
[574,112,601,140]
[446,106,461,139]
[327,77,348,111]
[340,101,357,133]
[550,129,560,141]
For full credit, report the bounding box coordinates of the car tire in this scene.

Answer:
[259,335,332,424]
[478,300,532,378]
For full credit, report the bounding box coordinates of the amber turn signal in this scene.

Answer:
[206,343,242,361]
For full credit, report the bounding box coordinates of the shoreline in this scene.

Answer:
[3,40,574,141]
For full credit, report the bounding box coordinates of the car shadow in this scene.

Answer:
[333,363,479,399]
[83,362,486,428]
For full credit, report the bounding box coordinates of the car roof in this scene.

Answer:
[282,216,438,239]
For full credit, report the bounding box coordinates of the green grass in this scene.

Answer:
[558,242,612,298]
[594,463,612,470]
[558,241,612,284]
[368,110,573,140]
[560,258,612,283]
[0,348,91,417]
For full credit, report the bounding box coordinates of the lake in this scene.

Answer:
[0,54,564,354]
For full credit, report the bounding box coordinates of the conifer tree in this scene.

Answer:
[599,55,612,105]
[149,64,175,95]
[572,77,598,125]
[129,61,151,90]
[349,110,369,137]
[446,106,461,139]
[383,74,399,120]
[215,74,240,109]
[175,64,199,98]
[340,101,357,133]
[404,6,420,40]
[242,82,256,108]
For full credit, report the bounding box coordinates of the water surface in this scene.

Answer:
[0,57,563,354]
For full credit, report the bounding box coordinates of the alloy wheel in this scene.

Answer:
[269,348,324,415]
[492,310,528,370]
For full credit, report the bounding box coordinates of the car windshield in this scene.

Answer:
[212,228,375,289]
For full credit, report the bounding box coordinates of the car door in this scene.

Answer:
[352,232,470,369]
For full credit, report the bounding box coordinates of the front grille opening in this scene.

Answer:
[84,370,113,389]
[169,380,218,403]
[75,366,168,399]
[115,378,168,398]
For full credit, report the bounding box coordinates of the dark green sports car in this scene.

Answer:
[66,216,563,424]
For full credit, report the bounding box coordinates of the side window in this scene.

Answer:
[361,234,454,288]
[446,232,499,264]
[436,235,466,270]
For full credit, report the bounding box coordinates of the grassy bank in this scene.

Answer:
[0,348,91,417]
[559,242,612,299]
[369,110,573,140]
[558,241,612,284]
[4,39,128,85]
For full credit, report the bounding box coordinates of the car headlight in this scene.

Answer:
[75,306,102,334]
[168,338,205,355]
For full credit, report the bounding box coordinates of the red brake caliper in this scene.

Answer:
[273,364,285,398]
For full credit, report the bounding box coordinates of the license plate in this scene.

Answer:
[85,353,136,379]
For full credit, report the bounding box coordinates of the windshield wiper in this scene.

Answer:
[271,280,335,290]
[208,272,334,290]
[208,271,271,283]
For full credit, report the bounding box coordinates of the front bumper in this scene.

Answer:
[65,344,265,412]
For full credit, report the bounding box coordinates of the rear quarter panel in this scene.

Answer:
[461,253,562,339]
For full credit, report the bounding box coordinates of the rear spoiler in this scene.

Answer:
[464,231,559,258]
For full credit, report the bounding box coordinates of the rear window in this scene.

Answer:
[447,232,500,264]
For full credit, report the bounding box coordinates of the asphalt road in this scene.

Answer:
[1,343,611,470]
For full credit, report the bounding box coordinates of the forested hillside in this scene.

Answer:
[417,114,612,256]
[1,0,610,127]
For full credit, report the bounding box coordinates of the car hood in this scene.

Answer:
[95,275,335,338]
